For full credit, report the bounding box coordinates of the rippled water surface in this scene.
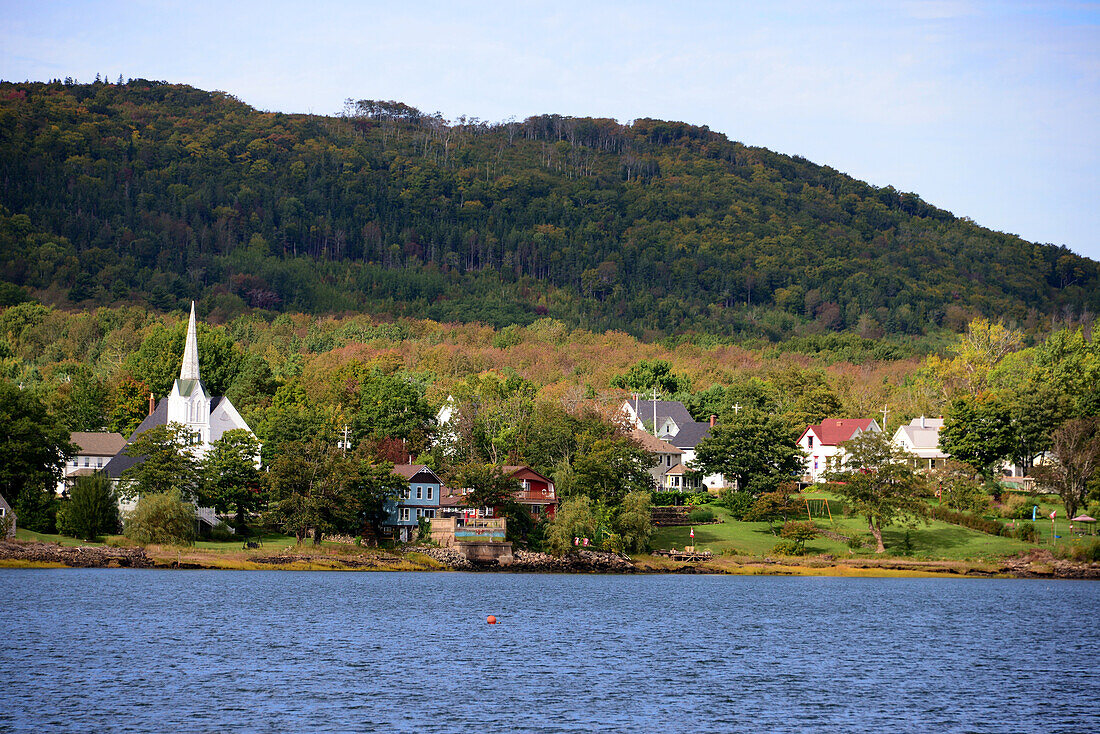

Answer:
[2,570,1098,732]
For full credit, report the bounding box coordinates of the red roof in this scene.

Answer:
[800,419,877,446]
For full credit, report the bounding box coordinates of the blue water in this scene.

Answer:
[1,570,1097,733]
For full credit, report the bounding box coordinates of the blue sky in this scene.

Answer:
[3,0,1098,260]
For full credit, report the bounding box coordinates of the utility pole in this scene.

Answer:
[341,424,350,454]
[881,404,889,432]
[652,385,658,436]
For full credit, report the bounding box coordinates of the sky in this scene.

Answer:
[3,0,1098,260]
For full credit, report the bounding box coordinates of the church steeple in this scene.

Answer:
[180,301,201,382]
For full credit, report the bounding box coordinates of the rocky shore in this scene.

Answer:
[2,539,1098,578]
[0,540,152,568]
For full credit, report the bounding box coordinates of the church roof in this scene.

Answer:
[104,398,169,478]
[180,302,201,382]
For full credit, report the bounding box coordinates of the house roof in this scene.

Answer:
[802,418,878,446]
[624,399,694,428]
[501,465,555,484]
[629,429,683,454]
[665,462,687,475]
[103,398,169,478]
[894,425,943,451]
[669,421,711,449]
[70,431,127,456]
[391,464,440,482]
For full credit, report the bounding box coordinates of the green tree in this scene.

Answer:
[345,456,408,543]
[744,486,803,535]
[546,495,600,555]
[199,429,262,527]
[0,379,72,532]
[615,490,653,553]
[448,462,535,543]
[125,318,241,397]
[569,432,657,504]
[779,520,819,553]
[120,423,200,501]
[354,371,435,453]
[124,491,196,545]
[56,473,120,541]
[939,395,1015,482]
[265,439,355,545]
[694,409,804,494]
[1007,383,1072,476]
[108,374,151,437]
[828,431,928,553]
[1031,328,1100,418]
[610,359,692,395]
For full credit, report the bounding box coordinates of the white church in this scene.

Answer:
[105,302,256,480]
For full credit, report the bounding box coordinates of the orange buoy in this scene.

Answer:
[487,615,497,625]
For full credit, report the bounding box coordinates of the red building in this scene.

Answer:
[503,465,557,520]
[438,464,558,520]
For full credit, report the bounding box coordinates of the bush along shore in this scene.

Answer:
[3,539,1099,578]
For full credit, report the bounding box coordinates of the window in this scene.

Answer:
[427,486,434,500]
[399,508,410,522]
[416,508,423,519]
[423,509,435,519]
[930,459,937,469]
[416,486,423,500]
[401,488,411,500]
[808,436,814,449]
[96,459,102,468]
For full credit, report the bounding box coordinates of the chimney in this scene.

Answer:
[148,393,155,416]
[709,414,716,428]
[920,415,926,429]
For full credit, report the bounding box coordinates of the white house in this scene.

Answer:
[798,418,882,483]
[57,431,127,494]
[620,398,725,489]
[892,416,948,472]
[105,302,257,486]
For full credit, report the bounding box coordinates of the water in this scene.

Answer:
[1,570,1097,733]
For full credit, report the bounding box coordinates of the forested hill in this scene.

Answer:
[1,79,1096,339]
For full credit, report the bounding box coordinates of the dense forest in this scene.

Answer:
[1,78,1096,340]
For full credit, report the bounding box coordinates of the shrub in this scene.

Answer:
[124,491,195,545]
[929,505,1005,536]
[780,520,819,552]
[684,492,712,506]
[943,478,991,514]
[1014,522,1039,543]
[56,474,120,541]
[846,534,868,551]
[1055,539,1100,563]
[651,491,686,506]
[207,522,235,542]
[718,489,752,520]
[687,507,715,524]
[770,540,804,556]
[998,493,1033,519]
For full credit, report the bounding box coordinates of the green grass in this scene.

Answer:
[651,503,1040,560]
[15,528,103,547]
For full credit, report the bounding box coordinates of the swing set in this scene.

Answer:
[803,495,836,522]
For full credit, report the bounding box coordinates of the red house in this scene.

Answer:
[438,464,558,520]
[503,465,557,519]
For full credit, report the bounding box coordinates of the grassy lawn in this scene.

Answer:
[651,503,1042,560]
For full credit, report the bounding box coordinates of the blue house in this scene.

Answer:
[386,464,443,542]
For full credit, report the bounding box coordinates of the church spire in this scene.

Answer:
[180,301,201,382]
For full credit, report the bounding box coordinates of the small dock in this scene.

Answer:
[653,549,713,562]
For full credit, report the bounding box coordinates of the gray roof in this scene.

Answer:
[627,400,694,427]
[670,421,712,450]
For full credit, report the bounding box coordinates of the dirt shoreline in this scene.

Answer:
[2,540,1098,579]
